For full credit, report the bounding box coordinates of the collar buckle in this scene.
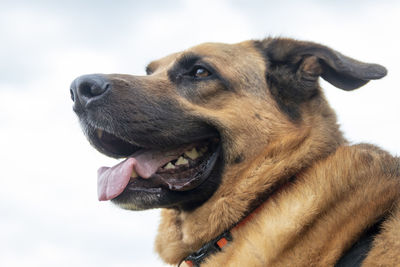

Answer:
[181,231,232,267]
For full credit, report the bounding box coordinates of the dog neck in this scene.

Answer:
[179,176,295,267]
[154,116,345,264]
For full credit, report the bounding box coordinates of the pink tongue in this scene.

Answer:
[97,146,193,201]
[97,158,137,201]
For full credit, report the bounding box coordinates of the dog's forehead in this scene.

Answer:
[147,41,264,73]
[189,42,250,56]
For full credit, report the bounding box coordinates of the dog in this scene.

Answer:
[70,37,400,266]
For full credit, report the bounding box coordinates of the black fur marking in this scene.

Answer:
[335,218,385,267]
[167,53,203,83]
[78,74,218,154]
[253,40,320,122]
[166,52,233,103]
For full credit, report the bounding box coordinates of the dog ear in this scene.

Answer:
[256,38,387,91]
[253,38,387,121]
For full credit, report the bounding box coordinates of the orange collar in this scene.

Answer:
[179,177,294,267]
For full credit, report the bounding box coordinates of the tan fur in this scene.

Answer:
[93,39,399,266]
[363,202,400,266]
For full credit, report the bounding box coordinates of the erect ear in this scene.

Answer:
[256,38,387,91]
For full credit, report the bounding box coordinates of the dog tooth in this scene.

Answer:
[131,169,138,178]
[184,148,199,160]
[164,162,176,169]
[96,129,104,139]
[175,156,189,166]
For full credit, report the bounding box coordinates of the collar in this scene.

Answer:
[179,177,294,267]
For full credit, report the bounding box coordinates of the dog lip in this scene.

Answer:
[93,127,219,159]
[89,127,144,158]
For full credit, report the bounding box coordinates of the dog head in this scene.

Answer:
[71,38,386,212]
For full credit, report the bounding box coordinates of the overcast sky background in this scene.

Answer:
[1,1,399,266]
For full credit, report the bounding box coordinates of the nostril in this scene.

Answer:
[72,74,111,107]
[79,81,97,99]
[70,88,75,102]
[82,81,110,97]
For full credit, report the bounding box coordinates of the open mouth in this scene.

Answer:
[93,128,221,201]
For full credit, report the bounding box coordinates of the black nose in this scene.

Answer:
[70,74,110,108]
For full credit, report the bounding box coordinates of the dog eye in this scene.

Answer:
[191,66,211,78]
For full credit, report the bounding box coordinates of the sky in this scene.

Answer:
[0,1,399,266]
